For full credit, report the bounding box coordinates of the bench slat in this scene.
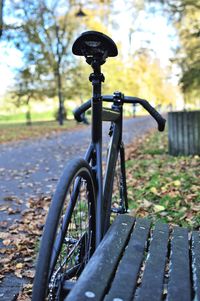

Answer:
[104,218,151,301]
[168,227,191,301]
[65,215,135,301]
[135,222,169,301]
[191,231,200,301]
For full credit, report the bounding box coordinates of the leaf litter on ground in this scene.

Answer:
[0,196,50,299]
[0,129,199,299]
[126,129,200,228]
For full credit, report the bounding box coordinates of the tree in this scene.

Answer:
[147,0,200,107]
[175,4,200,105]
[11,67,46,125]
[4,0,82,125]
[3,0,119,123]
[67,61,91,102]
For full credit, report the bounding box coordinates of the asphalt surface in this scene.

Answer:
[0,116,158,300]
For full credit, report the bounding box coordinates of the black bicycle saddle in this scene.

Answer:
[72,31,118,64]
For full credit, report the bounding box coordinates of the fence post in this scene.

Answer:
[168,111,200,156]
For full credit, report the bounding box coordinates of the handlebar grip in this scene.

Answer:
[141,100,166,131]
[73,99,91,122]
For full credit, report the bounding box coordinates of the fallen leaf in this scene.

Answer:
[14,270,23,278]
[16,263,23,269]
[7,207,20,215]
[2,239,12,246]
[150,187,158,194]
[173,180,181,187]
[0,206,8,211]
[1,258,11,264]
[192,204,200,212]
[17,292,31,301]
[154,205,165,212]
[3,196,15,201]
[0,232,9,239]
[191,185,199,192]
[141,199,152,208]
[23,269,35,279]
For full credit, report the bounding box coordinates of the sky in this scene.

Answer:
[0,1,179,97]
[111,0,178,67]
[0,45,22,97]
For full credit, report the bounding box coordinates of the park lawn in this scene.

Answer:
[0,120,80,144]
[126,130,200,229]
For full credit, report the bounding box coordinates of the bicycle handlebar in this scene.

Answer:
[73,99,91,122]
[73,95,166,132]
[123,96,166,131]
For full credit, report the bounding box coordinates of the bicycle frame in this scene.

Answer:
[72,31,165,248]
[83,64,126,247]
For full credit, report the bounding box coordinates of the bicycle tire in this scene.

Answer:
[32,158,96,301]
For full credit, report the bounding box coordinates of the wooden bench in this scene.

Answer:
[65,214,200,301]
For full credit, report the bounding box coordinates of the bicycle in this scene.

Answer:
[32,31,166,301]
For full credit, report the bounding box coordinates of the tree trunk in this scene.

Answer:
[55,24,65,126]
[57,69,64,126]
[0,0,3,38]
[168,111,200,156]
[26,96,32,126]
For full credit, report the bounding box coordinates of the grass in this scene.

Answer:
[126,130,200,229]
[0,111,54,123]
[0,120,81,144]
[0,109,75,123]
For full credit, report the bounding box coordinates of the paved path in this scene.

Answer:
[0,116,157,300]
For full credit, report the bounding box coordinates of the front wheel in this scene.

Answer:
[32,158,96,301]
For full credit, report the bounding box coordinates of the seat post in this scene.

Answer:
[89,61,104,144]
